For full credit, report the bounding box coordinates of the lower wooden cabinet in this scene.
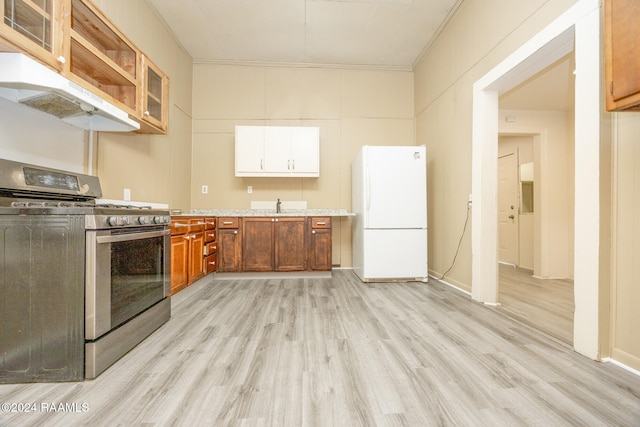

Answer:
[218,216,332,273]
[170,234,189,294]
[275,217,307,271]
[243,217,275,271]
[170,216,206,295]
[218,217,242,272]
[308,217,332,271]
[203,217,218,274]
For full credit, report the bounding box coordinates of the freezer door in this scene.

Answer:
[355,229,428,281]
[364,146,426,229]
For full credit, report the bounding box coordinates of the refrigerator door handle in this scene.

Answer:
[365,163,371,226]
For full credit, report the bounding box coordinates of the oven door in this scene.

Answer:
[85,226,170,340]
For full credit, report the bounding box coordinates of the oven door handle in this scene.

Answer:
[96,229,170,244]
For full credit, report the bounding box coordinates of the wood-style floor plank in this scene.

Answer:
[0,270,638,426]
[497,264,574,344]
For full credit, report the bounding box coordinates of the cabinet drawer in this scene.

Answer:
[218,217,240,228]
[170,217,189,235]
[204,229,217,243]
[188,217,206,232]
[204,241,218,256]
[311,217,331,229]
[204,217,217,229]
[204,253,217,274]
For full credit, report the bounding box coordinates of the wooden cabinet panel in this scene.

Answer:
[218,218,242,272]
[605,0,640,111]
[243,217,274,271]
[188,231,204,283]
[274,217,306,271]
[170,235,189,295]
[308,217,332,271]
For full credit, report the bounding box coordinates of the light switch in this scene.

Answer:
[248,186,253,193]
[202,185,208,194]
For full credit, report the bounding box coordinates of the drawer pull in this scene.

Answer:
[316,221,326,225]
[223,221,234,225]
[208,233,215,237]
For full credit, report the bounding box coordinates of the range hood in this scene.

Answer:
[0,53,139,132]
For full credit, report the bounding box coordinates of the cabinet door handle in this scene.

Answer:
[292,159,295,170]
[185,235,191,240]
[233,230,238,234]
[312,230,316,234]
[192,234,197,238]
[260,159,264,170]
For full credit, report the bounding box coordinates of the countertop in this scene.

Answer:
[184,208,354,217]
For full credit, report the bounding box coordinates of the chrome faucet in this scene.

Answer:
[276,198,281,213]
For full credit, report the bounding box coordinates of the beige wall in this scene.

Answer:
[415,0,580,291]
[416,0,639,370]
[191,64,415,267]
[91,0,193,209]
[612,112,640,370]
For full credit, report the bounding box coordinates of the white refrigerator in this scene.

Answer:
[352,145,428,282]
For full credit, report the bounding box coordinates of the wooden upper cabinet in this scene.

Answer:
[0,0,170,133]
[66,0,139,115]
[605,0,640,111]
[138,54,169,134]
[0,0,66,70]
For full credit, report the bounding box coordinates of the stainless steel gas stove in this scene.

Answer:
[0,158,171,383]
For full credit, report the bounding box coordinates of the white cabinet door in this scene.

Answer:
[264,126,292,172]
[291,127,319,175]
[235,126,265,174]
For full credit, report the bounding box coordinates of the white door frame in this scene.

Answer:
[471,0,601,359]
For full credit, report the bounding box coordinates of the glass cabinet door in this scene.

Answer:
[140,55,168,134]
[1,0,63,69]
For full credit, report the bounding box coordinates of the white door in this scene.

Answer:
[498,152,519,265]
[264,126,291,172]
[365,146,427,229]
[235,126,265,173]
[290,127,319,174]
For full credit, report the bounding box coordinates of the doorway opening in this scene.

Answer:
[494,52,576,345]
[471,0,601,358]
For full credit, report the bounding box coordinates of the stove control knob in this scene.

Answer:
[138,216,150,225]
[121,216,130,226]
[107,216,121,226]
[153,216,164,224]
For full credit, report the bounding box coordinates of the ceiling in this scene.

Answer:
[148,0,462,68]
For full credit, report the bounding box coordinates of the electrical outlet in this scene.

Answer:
[468,194,473,205]
[247,186,253,194]
[202,185,208,194]
[124,188,131,201]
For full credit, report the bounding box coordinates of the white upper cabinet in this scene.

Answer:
[235,126,319,177]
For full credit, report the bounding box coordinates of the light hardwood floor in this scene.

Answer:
[1,270,638,426]
[497,264,574,345]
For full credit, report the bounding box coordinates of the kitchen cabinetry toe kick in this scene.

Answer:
[213,271,332,281]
